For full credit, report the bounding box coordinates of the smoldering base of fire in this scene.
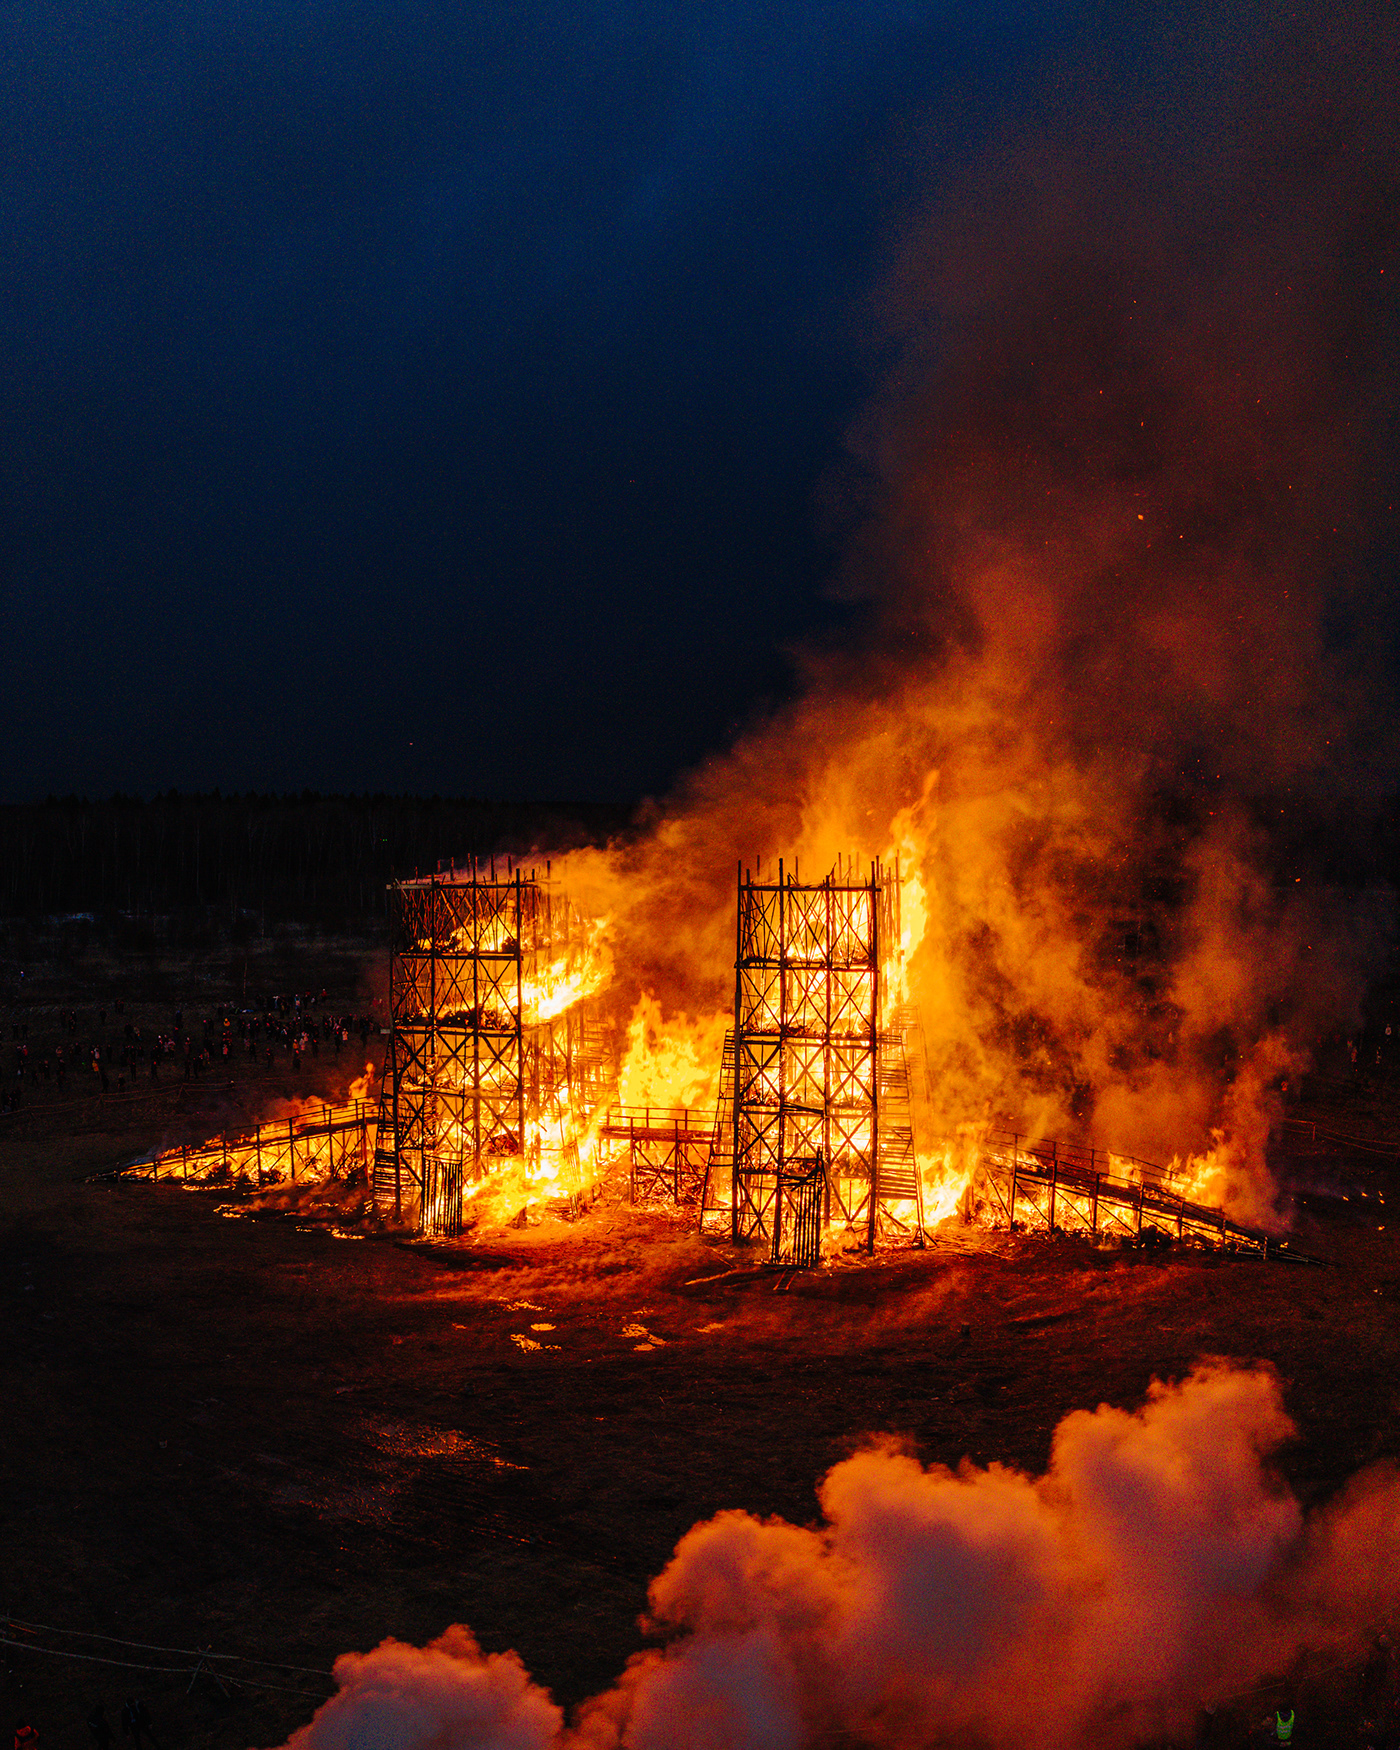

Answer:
[270,1362,1399,1750]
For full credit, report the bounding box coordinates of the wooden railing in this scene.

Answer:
[128,1098,377,1186]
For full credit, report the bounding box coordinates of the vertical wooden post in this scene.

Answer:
[388,892,403,1220]
[731,864,743,1244]
[255,1123,262,1185]
[429,874,441,1209]
[515,870,525,1179]
[1090,1172,1099,1234]
[823,873,833,1228]
[773,861,786,1265]
[289,1115,296,1183]
[1048,1141,1058,1234]
[867,863,879,1257]
[466,877,480,1180]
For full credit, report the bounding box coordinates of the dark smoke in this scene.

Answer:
[568,2,1400,1214]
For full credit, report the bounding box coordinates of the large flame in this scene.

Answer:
[173,74,1397,1241]
[554,128,1394,1232]
[520,916,614,1024]
[617,996,727,1112]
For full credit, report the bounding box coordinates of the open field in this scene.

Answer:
[1,943,1399,1750]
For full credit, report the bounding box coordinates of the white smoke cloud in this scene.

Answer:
[270,1365,1400,1750]
[279,1626,561,1750]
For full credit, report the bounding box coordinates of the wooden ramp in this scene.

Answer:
[964,1131,1317,1259]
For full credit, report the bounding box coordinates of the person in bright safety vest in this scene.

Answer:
[1270,1705,1295,1743]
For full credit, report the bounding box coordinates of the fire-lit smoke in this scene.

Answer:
[268,1364,1400,1750]
[569,12,1400,1225]
[281,1626,561,1750]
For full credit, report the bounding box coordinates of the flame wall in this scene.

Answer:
[568,20,1400,1226]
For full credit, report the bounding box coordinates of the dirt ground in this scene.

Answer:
[1,939,1398,1750]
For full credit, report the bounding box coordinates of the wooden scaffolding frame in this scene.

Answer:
[699,858,924,1261]
[373,861,604,1235]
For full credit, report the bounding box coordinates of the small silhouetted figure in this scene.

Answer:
[1260,1700,1295,1745]
[88,1703,114,1750]
[134,1702,157,1750]
[120,1699,157,1750]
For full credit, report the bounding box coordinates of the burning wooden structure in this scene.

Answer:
[128,1097,377,1185]
[963,1131,1282,1253]
[119,853,1298,1268]
[698,861,924,1265]
[599,1106,715,1206]
[372,863,610,1235]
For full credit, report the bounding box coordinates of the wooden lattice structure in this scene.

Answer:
[128,1099,376,1185]
[964,1131,1282,1254]
[699,860,924,1261]
[599,1107,716,1206]
[373,863,605,1235]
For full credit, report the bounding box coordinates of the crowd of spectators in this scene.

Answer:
[2,990,382,1114]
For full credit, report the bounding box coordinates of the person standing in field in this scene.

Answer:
[88,1703,114,1750]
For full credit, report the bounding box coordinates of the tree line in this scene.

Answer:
[0,792,634,926]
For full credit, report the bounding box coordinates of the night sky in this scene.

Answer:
[1,3,1389,805]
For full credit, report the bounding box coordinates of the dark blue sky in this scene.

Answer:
[0,1,1373,803]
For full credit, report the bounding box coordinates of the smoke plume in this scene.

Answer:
[281,1626,561,1750]
[269,1364,1400,1750]
[566,6,1400,1220]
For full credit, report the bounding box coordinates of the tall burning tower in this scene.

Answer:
[373,864,609,1235]
[700,860,924,1264]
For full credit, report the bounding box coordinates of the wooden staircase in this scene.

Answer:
[698,1031,737,1234]
[876,1012,924,1240]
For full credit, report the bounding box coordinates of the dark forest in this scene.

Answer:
[0,793,633,928]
